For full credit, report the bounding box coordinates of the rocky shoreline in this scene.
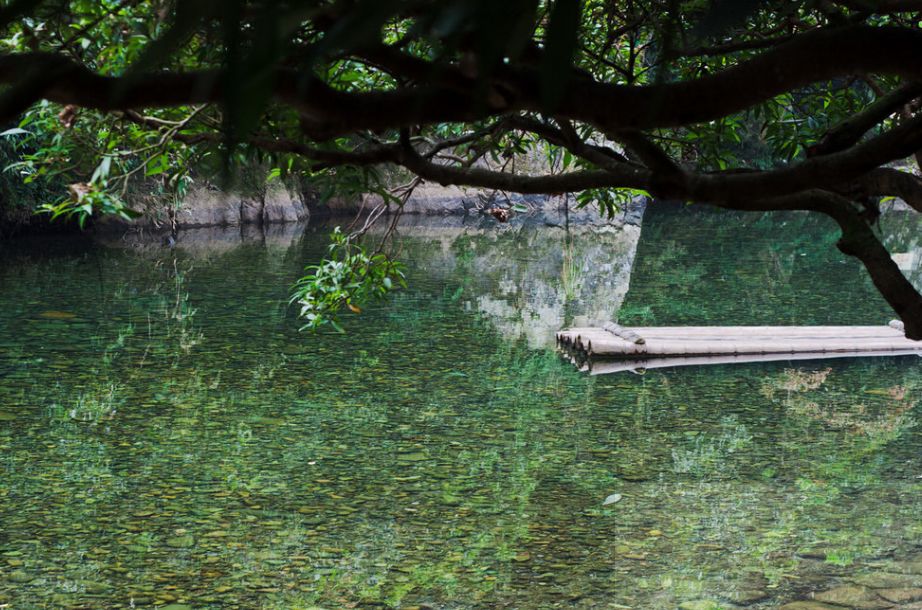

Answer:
[90,180,647,235]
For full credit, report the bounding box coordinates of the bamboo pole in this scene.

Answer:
[587,350,922,375]
[585,338,922,356]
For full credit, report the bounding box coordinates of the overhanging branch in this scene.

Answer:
[856,167,922,211]
[810,82,922,157]
[5,26,922,136]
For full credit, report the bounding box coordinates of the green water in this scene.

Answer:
[1,207,922,609]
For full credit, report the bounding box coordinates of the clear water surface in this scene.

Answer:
[1,205,922,609]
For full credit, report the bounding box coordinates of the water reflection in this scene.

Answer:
[370,216,641,348]
[0,207,921,609]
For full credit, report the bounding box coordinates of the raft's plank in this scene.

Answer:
[587,350,922,376]
[586,338,921,356]
[561,325,904,338]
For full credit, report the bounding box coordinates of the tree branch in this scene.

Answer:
[677,32,797,58]
[5,26,922,136]
[832,0,922,13]
[810,82,922,156]
[553,25,922,131]
[687,113,922,201]
[854,167,922,211]
[395,134,649,194]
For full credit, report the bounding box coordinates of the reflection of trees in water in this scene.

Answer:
[560,237,584,303]
[881,210,922,291]
[387,221,641,348]
[621,207,920,326]
[155,258,203,359]
[763,366,918,446]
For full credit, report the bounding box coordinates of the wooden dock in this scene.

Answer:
[556,322,922,372]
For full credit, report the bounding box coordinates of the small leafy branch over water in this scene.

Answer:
[291,227,406,331]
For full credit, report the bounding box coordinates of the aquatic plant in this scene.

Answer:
[671,416,753,477]
[66,382,121,424]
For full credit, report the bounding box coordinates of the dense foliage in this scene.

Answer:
[1,0,921,331]
[291,227,406,331]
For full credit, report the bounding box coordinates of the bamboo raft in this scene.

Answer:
[556,322,922,373]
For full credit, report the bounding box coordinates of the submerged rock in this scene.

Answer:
[812,585,891,609]
[723,589,769,605]
[679,600,722,610]
[37,310,77,319]
[878,588,922,603]
[852,572,922,589]
[165,535,195,549]
[888,559,922,575]
[80,581,111,594]
[8,570,34,583]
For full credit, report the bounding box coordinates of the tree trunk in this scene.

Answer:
[834,210,922,339]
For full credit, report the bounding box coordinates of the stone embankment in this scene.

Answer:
[96,183,309,232]
[321,182,644,226]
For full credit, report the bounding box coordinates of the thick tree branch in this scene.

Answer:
[554,26,922,131]
[607,129,684,179]
[855,167,922,211]
[128,96,922,216]
[832,0,922,13]
[810,82,922,156]
[5,26,922,137]
[687,114,922,201]
[395,134,649,194]
[828,200,922,340]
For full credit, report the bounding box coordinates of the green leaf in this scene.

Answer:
[562,149,573,169]
[0,127,29,137]
[91,156,113,184]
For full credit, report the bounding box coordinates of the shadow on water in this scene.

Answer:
[0,206,921,609]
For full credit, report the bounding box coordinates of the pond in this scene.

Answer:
[1,204,922,609]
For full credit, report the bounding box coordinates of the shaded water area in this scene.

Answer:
[2,206,922,609]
